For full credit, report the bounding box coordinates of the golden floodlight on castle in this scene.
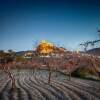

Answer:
[37,40,54,54]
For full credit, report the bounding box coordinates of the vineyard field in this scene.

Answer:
[0,69,100,100]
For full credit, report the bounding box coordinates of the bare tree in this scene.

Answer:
[80,41,91,52]
[48,61,52,84]
[0,51,16,91]
[2,59,16,91]
[97,29,100,33]
[90,40,100,49]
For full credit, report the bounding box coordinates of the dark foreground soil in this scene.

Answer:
[0,69,100,100]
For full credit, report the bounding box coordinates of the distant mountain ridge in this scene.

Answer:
[15,48,100,56]
[87,48,100,56]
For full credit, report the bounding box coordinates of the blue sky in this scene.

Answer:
[0,0,100,51]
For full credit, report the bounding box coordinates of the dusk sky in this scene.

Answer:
[0,0,100,51]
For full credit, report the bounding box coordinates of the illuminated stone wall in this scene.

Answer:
[36,40,54,54]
